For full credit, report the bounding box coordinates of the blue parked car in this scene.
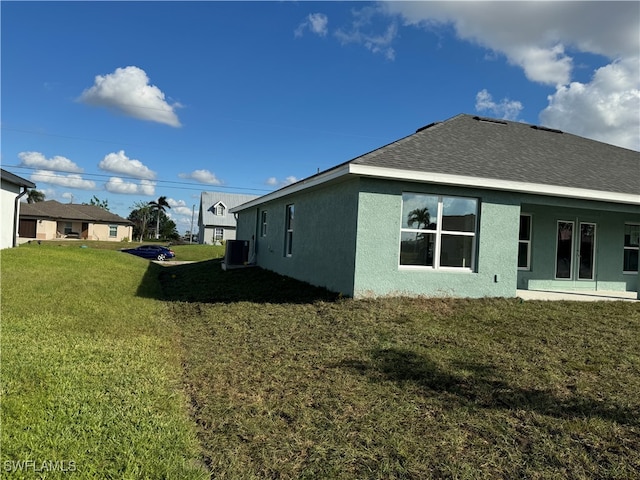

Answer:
[121,245,175,261]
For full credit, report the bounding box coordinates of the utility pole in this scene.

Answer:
[190,204,195,244]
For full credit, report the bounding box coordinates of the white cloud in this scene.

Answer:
[104,177,156,196]
[98,150,156,179]
[540,57,640,151]
[382,2,640,150]
[166,197,193,216]
[78,66,182,127]
[167,198,186,208]
[510,44,573,86]
[173,207,193,216]
[266,176,298,188]
[18,152,83,173]
[295,13,329,38]
[335,7,397,60]
[31,170,96,190]
[178,169,222,185]
[172,206,193,216]
[475,89,523,121]
[383,2,638,84]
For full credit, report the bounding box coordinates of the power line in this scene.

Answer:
[2,164,272,194]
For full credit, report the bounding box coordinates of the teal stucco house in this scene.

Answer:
[231,114,640,299]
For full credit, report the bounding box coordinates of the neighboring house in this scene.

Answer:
[198,192,259,244]
[231,114,640,299]
[1,168,36,249]
[19,200,133,242]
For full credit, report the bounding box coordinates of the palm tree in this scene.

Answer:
[26,189,46,204]
[407,207,432,264]
[148,196,171,240]
[407,207,430,230]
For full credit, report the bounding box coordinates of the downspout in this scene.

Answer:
[13,187,29,247]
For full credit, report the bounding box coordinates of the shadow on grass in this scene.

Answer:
[339,348,639,427]
[137,259,340,304]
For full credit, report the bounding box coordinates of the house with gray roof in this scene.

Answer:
[197,191,259,244]
[231,114,640,299]
[19,200,133,242]
[1,168,36,249]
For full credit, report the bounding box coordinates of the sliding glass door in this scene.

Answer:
[555,220,597,281]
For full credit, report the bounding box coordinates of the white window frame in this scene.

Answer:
[623,222,639,274]
[285,204,294,257]
[261,210,268,237]
[109,225,118,238]
[213,202,226,216]
[399,194,478,271]
[214,227,224,242]
[518,214,532,271]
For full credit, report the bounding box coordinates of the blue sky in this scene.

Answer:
[2,1,638,233]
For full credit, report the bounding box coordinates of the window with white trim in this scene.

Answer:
[261,210,267,237]
[285,204,294,257]
[109,225,118,238]
[518,214,532,270]
[214,203,225,216]
[214,227,223,242]
[623,223,639,273]
[400,193,478,270]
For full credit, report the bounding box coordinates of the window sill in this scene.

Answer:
[398,265,474,273]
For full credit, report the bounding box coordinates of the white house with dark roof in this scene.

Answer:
[197,191,259,244]
[1,168,36,249]
[19,200,133,242]
[231,114,640,299]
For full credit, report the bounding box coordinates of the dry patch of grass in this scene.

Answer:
[4,244,639,479]
[160,264,640,479]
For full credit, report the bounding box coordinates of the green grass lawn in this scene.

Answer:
[22,239,225,262]
[0,244,214,479]
[2,243,640,479]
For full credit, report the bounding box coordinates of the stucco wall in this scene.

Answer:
[236,178,360,295]
[518,198,640,293]
[40,220,58,240]
[352,178,520,298]
[90,223,132,241]
[236,176,639,299]
[20,220,132,242]
[1,180,20,249]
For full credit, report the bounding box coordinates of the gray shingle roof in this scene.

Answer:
[1,168,36,188]
[20,200,132,224]
[350,114,639,195]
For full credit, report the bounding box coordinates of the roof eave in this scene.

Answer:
[230,164,351,212]
[1,169,36,188]
[232,162,639,211]
[349,164,640,205]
